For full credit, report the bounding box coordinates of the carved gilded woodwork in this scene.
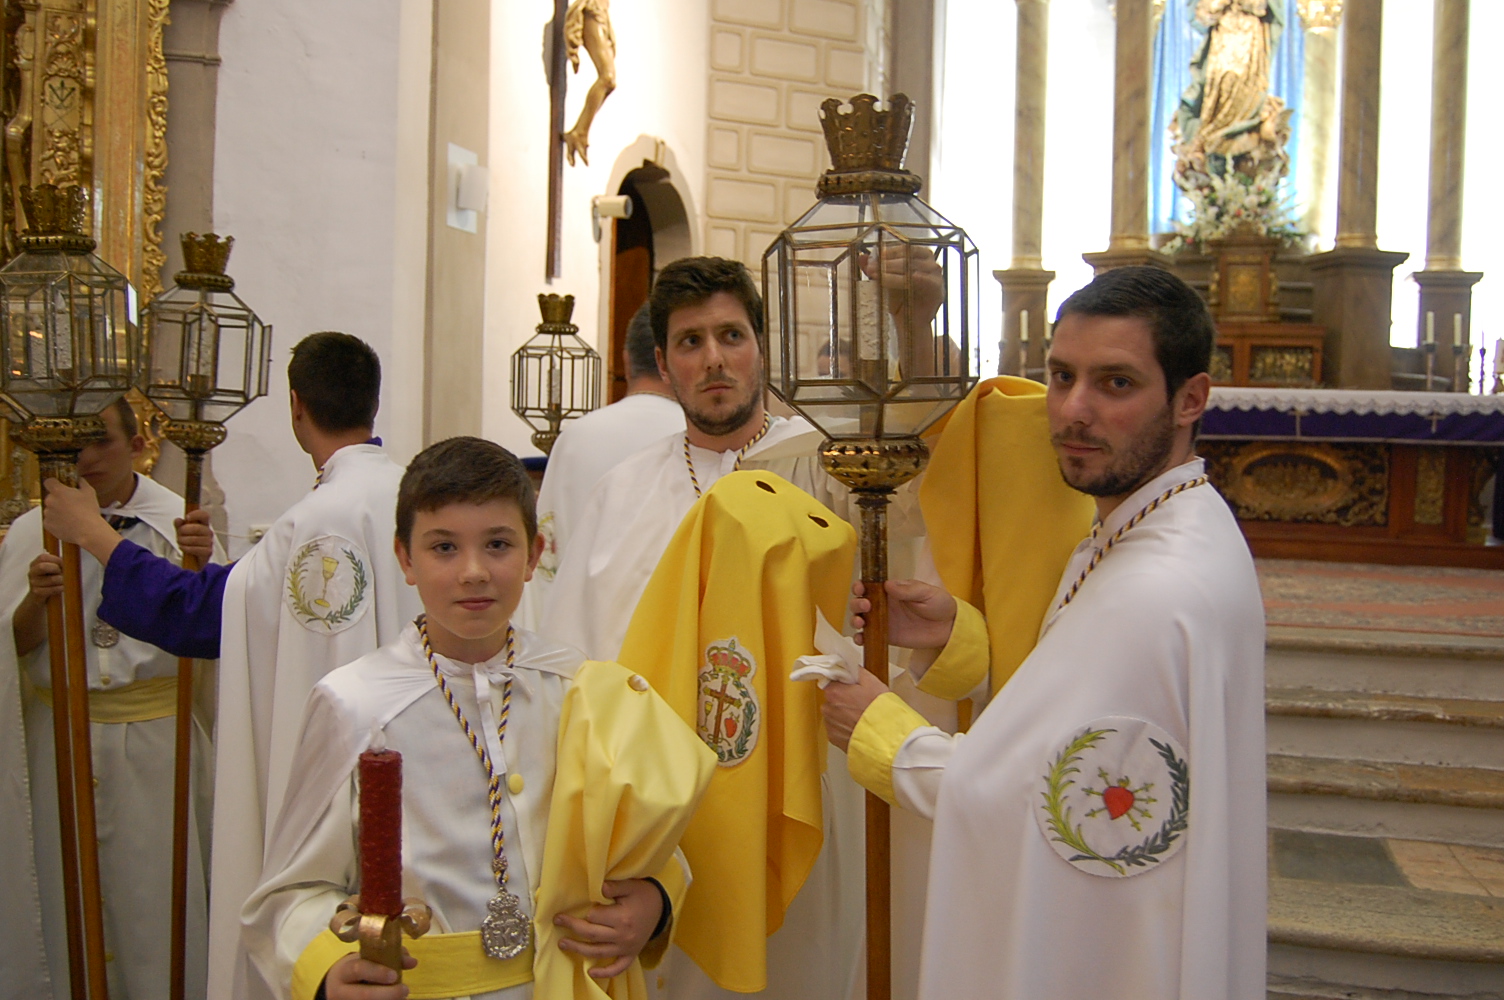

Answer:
[1202,440,1389,527]
[1296,0,1343,32]
[0,0,169,526]
[1249,346,1317,386]
[1467,449,1492,545]
[1413,448,1447,526]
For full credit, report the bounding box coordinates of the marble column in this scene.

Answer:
[1415,0,1481,387]
[1295,0,1341,241]
[1307,0,1406,390]
[997,0,1054,376]
[1082,0,1167,274]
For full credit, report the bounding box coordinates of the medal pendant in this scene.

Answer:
[480,889,531,959]
[91,621,119,649]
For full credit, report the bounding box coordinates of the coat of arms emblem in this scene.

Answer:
[697,636,760,766]
[285,534,373,634]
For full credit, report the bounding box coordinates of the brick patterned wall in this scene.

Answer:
[704,0,889,271]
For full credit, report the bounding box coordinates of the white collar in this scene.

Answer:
[1092,457,1207,545]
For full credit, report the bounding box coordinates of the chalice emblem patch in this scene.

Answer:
[285,535,372,634]
[697,636,761,767]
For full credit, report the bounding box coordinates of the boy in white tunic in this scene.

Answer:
[1,398,223,1000]
[825,267,1267,1000]
[242,436,711,1000]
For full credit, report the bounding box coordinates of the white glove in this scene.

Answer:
[790,610,871,689]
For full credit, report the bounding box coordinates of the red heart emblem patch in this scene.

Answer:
[1102,784,1135,820]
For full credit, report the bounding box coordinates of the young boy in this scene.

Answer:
[241,437,712,1000]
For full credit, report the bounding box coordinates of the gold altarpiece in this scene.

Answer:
[0,0,170,526]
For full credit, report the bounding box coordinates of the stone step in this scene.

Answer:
[1268,754,1504,810]
[1268,687,1504,729]
[1267,831,1504,998]
[1266,627,1504,703]
[1267,689,1504,770]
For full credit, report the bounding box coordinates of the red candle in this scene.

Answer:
[358,746,403,917]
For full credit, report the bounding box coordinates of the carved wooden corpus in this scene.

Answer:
[0,0,169,527]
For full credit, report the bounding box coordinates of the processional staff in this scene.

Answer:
[140,231,272,1000]
[762,93,980,1000]
[0,183,142,1000]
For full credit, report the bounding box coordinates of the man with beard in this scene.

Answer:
[823,266,1267,1000]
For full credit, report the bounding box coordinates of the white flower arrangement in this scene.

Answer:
[1163,165,1305,255]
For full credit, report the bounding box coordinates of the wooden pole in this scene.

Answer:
[61,537,110,1000]
[168,447,206,1000]
[856,493,891,1000]
[40,513,87,1000]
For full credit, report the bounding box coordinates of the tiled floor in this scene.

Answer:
[1388,838,1504,898]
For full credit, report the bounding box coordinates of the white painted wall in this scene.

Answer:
[207,0,425,557]
[483,0,711,456]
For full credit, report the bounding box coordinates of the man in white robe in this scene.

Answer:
[0,398,224,1000]
[825,266,1266,1000]
[531,303,684,581]
[41,333,421,1000]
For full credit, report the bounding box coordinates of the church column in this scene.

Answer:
[1306,0,1407,389]
[1414,0,1481,388]
[1082,0,1167,274]
[1296,1,1341,241]
[996,0,1053,376]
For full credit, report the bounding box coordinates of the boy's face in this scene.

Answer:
[395,498,544,662]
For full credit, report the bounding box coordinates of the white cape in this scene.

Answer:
[895,460,1267,999]
[208,443,421,1000]
[0,474,221,1000]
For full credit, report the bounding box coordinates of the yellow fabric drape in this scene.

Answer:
[292,930,534,1000]
[917,376,1096,700]
[32,675,179,724]
[532,659,716,1000]
[617,471,857,993]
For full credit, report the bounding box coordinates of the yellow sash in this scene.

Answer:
[292,928,533,1000]
[32,675,178,724]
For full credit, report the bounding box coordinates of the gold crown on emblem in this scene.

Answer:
[536,293,579,333]
[182,232,235,274]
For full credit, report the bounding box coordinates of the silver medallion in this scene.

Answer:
[479,889,531,959]
[90,620,119,649]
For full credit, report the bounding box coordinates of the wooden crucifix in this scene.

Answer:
[546,0,567,280]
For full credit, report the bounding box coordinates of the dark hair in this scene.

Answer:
[1055,266,1215,399]
[287,332,381,433]
[395,437,536,548]
[649,256,763,352]
[624,302,659,379]
[109,396,138,438]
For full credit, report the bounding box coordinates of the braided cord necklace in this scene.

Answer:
[683,414,772,499]
[417,615,531,960]
[1055,475,1209,613]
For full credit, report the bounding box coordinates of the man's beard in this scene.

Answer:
[673,373,762,438]
[1053,405,1177,499]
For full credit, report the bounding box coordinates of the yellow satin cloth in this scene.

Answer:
[31,675,179,723]
[532,659,715,1000]
[918,376,1096,698]
[292,929,534,1000]
[618,471,856,993]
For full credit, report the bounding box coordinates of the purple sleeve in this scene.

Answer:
[96,539,230,659]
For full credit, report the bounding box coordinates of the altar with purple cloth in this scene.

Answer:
[1199,388,1504,568]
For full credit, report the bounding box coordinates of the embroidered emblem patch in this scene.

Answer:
[697,636,761,766]
[535,512,559,581]
[285,535,373,634]
[1035,716,1189,877]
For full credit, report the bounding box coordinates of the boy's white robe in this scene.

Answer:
[533,415,898,1000]
[210,443,421,1000]
[880,460,1267,1000]
[241,625,584,1000]
[0,474,222,1000]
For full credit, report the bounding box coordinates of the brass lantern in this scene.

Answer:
[762,94,979,1000]
[510,293,602,454]
[141,233,272,429]
[0,184,138,427]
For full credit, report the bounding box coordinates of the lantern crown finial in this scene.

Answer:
[17,184,95,252]
[817,94,922,197]
[176,232,236,290]
[537,293,578,332]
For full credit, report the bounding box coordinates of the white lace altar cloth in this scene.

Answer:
[1207,387,1504,416]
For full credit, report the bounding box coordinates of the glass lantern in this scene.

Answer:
[763,94,979,463]
[141,232,272,426]
[0,184,138,422]
[510,293,602,454]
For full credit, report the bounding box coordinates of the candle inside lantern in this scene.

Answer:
[359,729,403,917]
[1425,311,1435,346]
[1454,313,1463,349]
[1019,309,1029,347]
[548,364,562,410]
[1495,339,1503,376]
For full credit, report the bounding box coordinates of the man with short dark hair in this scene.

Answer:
[42,330,421,1000]
[526,303,684,592]
[825,266,1266,1000]
[0,397,225,999]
